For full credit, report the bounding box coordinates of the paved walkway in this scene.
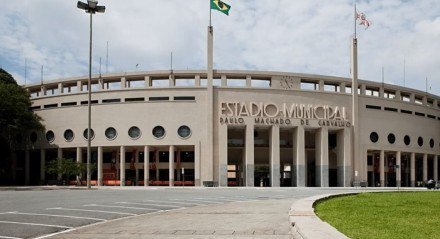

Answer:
[51,198,294,239]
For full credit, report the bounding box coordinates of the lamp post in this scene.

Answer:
[77,0,105,189]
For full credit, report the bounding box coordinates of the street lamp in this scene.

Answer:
[77,0,105,189]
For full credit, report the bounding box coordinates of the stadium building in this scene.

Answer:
[13,68,440,187]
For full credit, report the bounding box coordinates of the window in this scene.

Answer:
[388,133,395,144]
[152,126,165,139]
[30,132,38,143]
[128,126,141,139]
[430,139,434,148]
[404,135,411,146]
[105,127,117,140]
[418,137,423,147]
[370,132,379,143]
[46,130,55,143]
[64,129,74,141]
[178,125,191,139]
[83,129,95,140]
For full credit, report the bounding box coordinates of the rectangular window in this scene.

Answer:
[30,106,41,110]
[300,82,316,90]
[401,110,412,114]
[151,79,169,87]
[44,104,58,108]
[125,97,144,102]
[175,79,195,86]
[81,100,98,105]
[415,112,425,117]
[102,98,121,103]
[149,97,169,101]
[61,102,77,107]
[366,105,381,110]
[251,79,271,88]
[384,107,398,112]
[427,114,436,119]
[227,78,246,87]
[174,96,195,101]
[128,80,145,88]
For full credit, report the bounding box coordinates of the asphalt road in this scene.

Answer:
[0,187,359,239]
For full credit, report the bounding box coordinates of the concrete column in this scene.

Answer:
[294,126,305,187]
[246,75,251,87]
[144,76,151,87]
[380,150,385,187]
[169,145,175,186]
[423,153,428,182]
[221,75,227,86]
[195,141,201,186]
[339,82,346,93]
[410,152,415,187]
[77,81,83,92]
[360,84,366,95]
[395,90,401,101]
[270,125,280,187]
[422,96,427,106]
[58,83,63,94]
[434,155,438,181]
[379,87,384,98]
[245,124,255,187]
[195,75,201,87]
[318,80,324,91]
[169,74,175,87]
[337,128,351,187]
[316,127,329,187]
[98,79,104,90]
[40,149,45,184]
[396,151,401,187]
[40,86,46,96]
[25,150,30,185]
[218,124,228,187]
[120,146,125,186]
[57,148,63,183]
[144,146,149,186]
[76,147,82,183]
[97,146,103,186]
[121,77,126,88]
[135,150,139,185]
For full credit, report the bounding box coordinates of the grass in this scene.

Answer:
[314,191,440,239]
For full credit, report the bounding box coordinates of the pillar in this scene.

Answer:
[169,145,175,186]
[246,75,251,87]
[121,77,126,88]
[169,74,175,87]
[144,76,151,87]
[25,150,30,185]
[337,128,351,187]
[245,124,255,187]
[380,150,385,187]
[76,147,82,184]
[339,82,346,93]
[195,141,201,186]
[195,75,201,87]
[57,148,62,183]
[40,149,45,184]
[434,156,438,181]
[270,125,280,187]
[423,153,428,182]
[221,75,227,86]
[410,152,415,187]
[120,146,125,186]
[294,126,305,187]
[396,151,401,187]
[97,146,103,186]
[77,80,83,92]
[316,127,329,187]
[218,124,228,187]
[144,146,149,187]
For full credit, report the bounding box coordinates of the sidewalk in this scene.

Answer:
[50,198,294,239]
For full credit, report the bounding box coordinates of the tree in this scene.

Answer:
[45,158,92,185]
[0,68,44,185]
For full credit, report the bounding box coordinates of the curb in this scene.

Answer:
[289,193,355,239]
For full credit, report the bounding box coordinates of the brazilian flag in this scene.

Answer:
[211,0,231,15]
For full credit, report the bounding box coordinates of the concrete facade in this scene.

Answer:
[17,70,440,187]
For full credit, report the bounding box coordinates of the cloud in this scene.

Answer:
[0,0,438,95]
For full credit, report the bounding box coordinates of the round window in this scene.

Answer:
[178,125,191,138]
[418,137,423,147]
[105,127,117,140]
[404,135,411,146]
[370,132,379,143]
[128,126,141,139]
[30,132,38,143]
[152,126,165,139]
[83,128,95,140]
[64,129,74,141]
[387,133,395,144]
[429,139,434,148]
[46,130,55,143]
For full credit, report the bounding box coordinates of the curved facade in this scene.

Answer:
[16,70,440,187]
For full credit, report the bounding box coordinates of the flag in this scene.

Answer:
[211,0,231,16]
[356,11,372,29]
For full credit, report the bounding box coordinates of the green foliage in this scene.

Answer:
[315,192,440,239]
[46,158,93,182]
[0,68,44,150]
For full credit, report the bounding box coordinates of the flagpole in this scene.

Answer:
[354,4,357,38]
[206,1,215,187]
[351,2,360,187]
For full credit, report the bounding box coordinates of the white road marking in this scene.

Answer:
[115,202,181,208]
[46,207,136,216]
[0,236,23,239]
[0,220,72,229]
[4,212,106,221]
[170,199,223,204]
[142,200,204,206]
[82,204,157,211]
[193,197,238,202]
[0,212,18,215]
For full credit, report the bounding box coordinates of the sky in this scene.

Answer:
[0,0,439,96]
